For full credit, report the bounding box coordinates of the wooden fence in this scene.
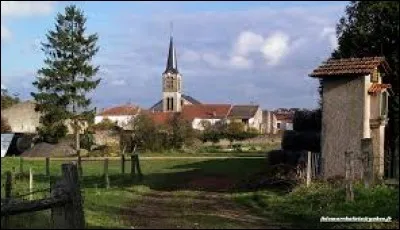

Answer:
[1,163,84,229]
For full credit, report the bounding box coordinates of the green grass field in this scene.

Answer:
[1,156,269,229]
[1,155,398,229]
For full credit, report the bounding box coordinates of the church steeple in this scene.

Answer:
[164,23,178,74]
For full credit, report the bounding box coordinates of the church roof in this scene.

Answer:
[164,35,178,74]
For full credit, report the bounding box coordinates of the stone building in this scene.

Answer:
[2,100,87,134]
[310,57,391,179]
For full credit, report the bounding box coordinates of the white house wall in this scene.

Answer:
[192,118,221,130]
[95,115,135,127]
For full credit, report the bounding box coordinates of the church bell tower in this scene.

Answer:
[162,25,182,112]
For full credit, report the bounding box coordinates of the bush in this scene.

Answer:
[293,109,321,132]
[80,131,94,151]
[281,130,320,152]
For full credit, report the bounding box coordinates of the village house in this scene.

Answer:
[181,104,232,130]
[261,110,278,134]
[227,105,263,132]
[94,104,141,129]
[274,113,294,131]
[310,57,391,180]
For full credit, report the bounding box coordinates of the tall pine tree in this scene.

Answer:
[319,1,399,177]
[31,5,100,150]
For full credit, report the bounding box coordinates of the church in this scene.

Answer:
[95,31,278,133]
[149,33,201,112]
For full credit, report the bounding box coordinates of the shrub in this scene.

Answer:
[293,109,321,132]
[281,130,320,152]
[80,131,94,151]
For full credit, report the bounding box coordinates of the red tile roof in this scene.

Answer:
[228,105,259,119]
[275,113,293,121]
[140,111,175,125]
[181,104,232,121]
[309,57,391,78]
[368,83,391,95]
[99,105,140,116]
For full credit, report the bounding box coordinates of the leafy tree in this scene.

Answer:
[1,88,20,110]
[129,114,158,151]
[31,5,100,147]
[325,1,399,175]
[169,113,196,149]
[225,121,245,146]
[1,115,11,133]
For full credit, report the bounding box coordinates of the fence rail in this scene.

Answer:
[1,163,84,229]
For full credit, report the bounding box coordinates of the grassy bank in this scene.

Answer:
[234,182,399,229]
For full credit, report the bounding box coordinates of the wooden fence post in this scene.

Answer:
[131,155,136,178]
[11,167,16,185]
[3,171,12,229]
[77,156,83,177]
[306,151,312,187]
[345,151,354,202]
[29,168,33,201]
[19,157,24,174]
[121,154,125,174]
[51,163,85,229]
[46,157,50,177]
[5,171,12,198]
[361,138,373,188]
[135,153,143,181]
[104,158,110,189]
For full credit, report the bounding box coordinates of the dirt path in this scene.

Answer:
[122,190,285,229]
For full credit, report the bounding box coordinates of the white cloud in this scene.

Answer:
[110,79,126,86]
[201,52,226,68]
[320,27,338,51]
[1,83,6,90]
[1,1,55,17]
[233,31,264,56]
[180,49,201,62]
[1,24,11,41]
[261,31,290,66]
[229,55,252,69]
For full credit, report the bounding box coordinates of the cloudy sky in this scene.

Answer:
[1,1,348,110]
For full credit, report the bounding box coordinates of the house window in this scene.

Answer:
[380,91,388,117]
[277,122,281,129]
[171,97,174,111]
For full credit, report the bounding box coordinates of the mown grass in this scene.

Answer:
[1,157,266,229]
[2,156,398,229]
[233,182,399,229]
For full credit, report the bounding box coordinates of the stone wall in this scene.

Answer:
[92,130,120,146]
[321,76,365,179]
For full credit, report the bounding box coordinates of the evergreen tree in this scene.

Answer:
[31,5,101,148]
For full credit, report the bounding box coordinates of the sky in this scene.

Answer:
[1,1,349,110]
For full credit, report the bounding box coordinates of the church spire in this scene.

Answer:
[164,22,178,74]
